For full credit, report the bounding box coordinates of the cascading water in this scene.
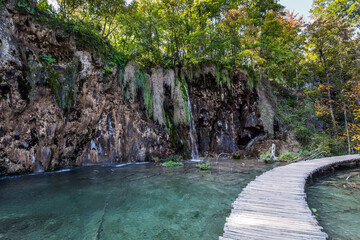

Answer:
[184,85,200,161]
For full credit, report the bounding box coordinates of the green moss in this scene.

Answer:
[169,122,180,147]
[44,58,78,113]
[214,66,232,90]
[62,62,78,111]
[0,0,6,11]
[222,70,231,90]
[46,67,60,103]
[182,68,193,82]
[233,65,258,89]
[177,79,190,125]
[216,68,221,87]
[135,69,153,119]
[247,78,254,89]
[118,67,125,87]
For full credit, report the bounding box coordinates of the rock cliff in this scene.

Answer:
[0,1,281,174]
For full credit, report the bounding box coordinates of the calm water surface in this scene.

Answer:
[0,160,269,240]
[307,167,360,240]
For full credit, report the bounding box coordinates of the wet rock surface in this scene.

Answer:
[188,68,273,155]
[0,2,280,174]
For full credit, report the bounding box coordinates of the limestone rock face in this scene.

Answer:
[188,69,267,155]
[0,2,280,174]
[0,4,173,174]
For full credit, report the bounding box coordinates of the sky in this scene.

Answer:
[279,0,313,20]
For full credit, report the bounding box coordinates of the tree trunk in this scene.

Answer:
[319,49,337,135]
[338,41,352,153]
[343,102,351,153]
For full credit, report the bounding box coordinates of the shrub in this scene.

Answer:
[259,151,275,163]
[17,0,35,14]
[162,160,183,167]
[278,152,297,162]
[309,133,348,156]
[40,54,56,65]
[196,161,211,170]
[168,155,182,162]
[102,66,113,74]
[0,0,5,11]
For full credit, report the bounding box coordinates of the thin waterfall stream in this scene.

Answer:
[184,85,200,161]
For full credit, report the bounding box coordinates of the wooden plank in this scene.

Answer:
[220,154,360,240]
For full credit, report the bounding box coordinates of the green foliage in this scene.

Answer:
[162,160,184,167]
[31,0,302,75]
[34,6,127,68]
[196,161,211,170]
[163,57,176,69]
[36,0,54,13]
[24,0,358,157]
[44,67,59,99]
[102,66,113,74]
[108,53,126,67]
[178,79,190,125]
[0,0,5,11]
[309,133,348,157]
[40,54,56,65]
[135,70,153,119]
[17,1,27,7]
[43,59,78,113]
[156,155,183,163]
[17,0,34,14]
[259,151,275,163]
[278,152,297,162]
[279,99,316,146]
[298,150,310,157]
[168,155,182,162]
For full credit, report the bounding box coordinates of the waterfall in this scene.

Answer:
[184,85,200,161]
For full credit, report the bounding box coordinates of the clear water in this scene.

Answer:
[307,167,360,240]
[0,160,269,240]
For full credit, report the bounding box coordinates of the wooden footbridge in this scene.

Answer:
[220,155,360,240]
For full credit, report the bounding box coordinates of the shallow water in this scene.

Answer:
[306,167,360,240]
[0,160,269,240]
